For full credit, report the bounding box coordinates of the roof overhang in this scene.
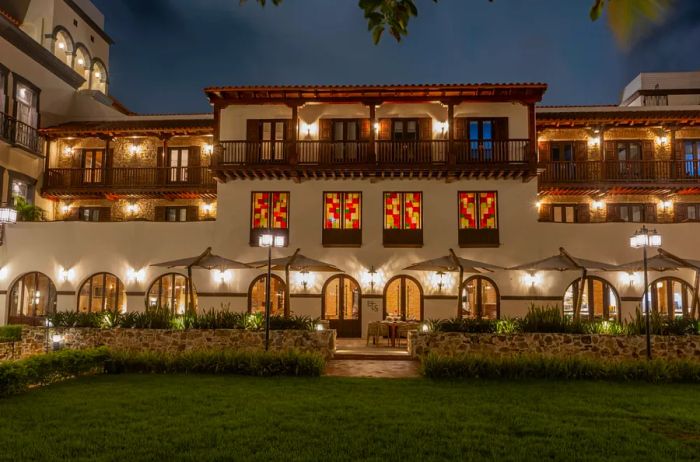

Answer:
[41,117,214,138]
[537,109,700,129]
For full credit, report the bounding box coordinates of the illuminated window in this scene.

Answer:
[248,274,286,316]
[324,192,361,230]
[461,276,499,319]
[250,192,289,246]
[384,192,422,230]
[384,276,423,321]
[643,277,694,318]
[8,272,57,323]
[78,273,126,313]
[458,192,499,247]
[563,277,619,320]
[146,273,196,314]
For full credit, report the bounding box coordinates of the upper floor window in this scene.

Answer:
[458,192,499,247]
[607,203,655,223]
[250,192,289,246]
[90,60,108,94]
[0,65,7,115]
[168,148,190,183]
[82,149,105,184]
[79,207,110,222]
[392,119,419,141]
[9,171,36,205]
[14,80,39,128]
[383,192,422,247]
[155,206,198,222]
[323,192,361,247]
[683,141,700,177]
[674,203,700,222]
[551,142,573,162]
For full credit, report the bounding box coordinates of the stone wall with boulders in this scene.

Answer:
[0,342,18,361]
[409,332,700,361]
[11,327,336,360]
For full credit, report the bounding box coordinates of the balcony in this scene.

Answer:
[214,140,533,180]
[539,160,700,192]
[0,112,44,155]
[43,167,217,199]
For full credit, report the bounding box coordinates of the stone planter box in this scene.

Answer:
[409,332,700,361]
[12,327,336,361]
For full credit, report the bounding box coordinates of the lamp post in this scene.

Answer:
[629,226,662,360]
[0,204,18,246]
[259,233,286,351]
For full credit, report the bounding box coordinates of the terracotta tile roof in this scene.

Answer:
[41,118,214,137]
[537,108,700,128]
[205,82,548,91]
[0,8,20,26]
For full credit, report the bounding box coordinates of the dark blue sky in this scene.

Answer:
[92,0,700,114]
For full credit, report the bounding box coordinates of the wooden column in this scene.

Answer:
[599,127,605,181]
[104,136,112,185]
[289,103,299,165]
[447,102,455,166]
[368,102,376,162]
[527,102,537,169]
[669,126,677,179]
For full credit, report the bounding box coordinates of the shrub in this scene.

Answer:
[48,312,103,328]
[0,347,109,397]
[0,325,22,343]
[421,353,700,383]
[269,314,317,331]
[107,349,325,377]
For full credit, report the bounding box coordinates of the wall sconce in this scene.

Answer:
[0,267,8,280]
[421,323,430,333]
[430,271,447,292]
[62,145,74,156]
[535,200,542,210]
[95,70,102,79]
[298,269,312,291]
[77,57,85,66]
[315,322,325,331]
[125,202,140,215]
[203,144,214,155]
[656,135,668,145]
[300,122,318,138]
[61,203,72,214]
[128,143,141,157]
[362,266,379,293]
[590,200,605,211]
[660,199,673,211]
[59,267,75,283]
[523,273,541,287]
[57,41,66,50]
[373,122,380,133]
[626,272,640,286]
[201,202,214,216]
[587,136,600,147]
[51,334,64,351]
[127,268,146,283]
[212,269,231,284]
[433,120,448,135]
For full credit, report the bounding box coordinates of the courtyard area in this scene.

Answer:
[0,375,698,461]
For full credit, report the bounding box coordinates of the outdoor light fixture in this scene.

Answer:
[315,323,325,331]
[300,121,317,138]
[62,145,74,156]
[523,273,541,287]
[57,41,65,50]
[421,323,430,333]
[203,143,214,155]
[590,200,605,211]
[95,71,102,79]
[59,267,75,283]
[0,267,7,280]
[367,266,378,293]
[587,136,600,147]
[61,203,72,214]
[431,271,446,292]
[299,269,311,291]
[213,269,231,284]
[125,202,139,215]
[630,226,662,360]
[259,232,286,351]
[656,135,668,145]
[127,268,146,283]
[373,122,379,133]
[535,200,542,210]
[660,199,673,211]
[128,143,141,156]
[433,120,448,134]
[51,334,64,351]
[77,57,85,66]
[626,272,639,286]
[0,204,18,246]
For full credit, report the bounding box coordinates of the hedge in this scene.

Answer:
[422,353,700,383]
[0,325,23,343]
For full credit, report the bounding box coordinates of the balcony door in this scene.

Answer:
[383,275,423,321]
[332,120,359,162]
[464,118,508,162]
[322,275,361,338]
[683,141,700,178]
[168,148,189,183]
[261,121,286,162]
[82,149,106,184]
[614,141,643,179]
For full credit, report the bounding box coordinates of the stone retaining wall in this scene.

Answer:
[12,327,336,360]
[0,342,18,361]
[409,332,700,361]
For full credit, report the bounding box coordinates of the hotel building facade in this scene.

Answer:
[1,0,699,337]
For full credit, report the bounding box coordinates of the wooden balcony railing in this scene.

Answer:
[539,160,700,186]
[218,140,531,167]
[44,167,216,196]
[0,111,43,155]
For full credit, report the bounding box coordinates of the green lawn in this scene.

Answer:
[0,375,698,461]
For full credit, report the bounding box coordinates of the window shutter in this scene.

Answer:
[454,118,466,139]
[538,204,552,222]
[574,141,588,162]
[603,140,614,160]
[493,118,509,140]
[98,207,111,222]
[156,147,164,167]
[319,119,332,141]
[606,204,619,222]
[641,140,654,160]
[576,204,590,223]
[674,203,687,223]
[674,140,684,161]
[73,149,83,168]
[189,146,201,184]
[378,119,391,140]
[644,204,657,223]
[360,118,371,140]
[154,206,166,222]
[106,148,114,185]
[285,120,295,141]
[538,141,551,162]
[246,120,260,141]
[419,118,432,140]
[186,206,199,222]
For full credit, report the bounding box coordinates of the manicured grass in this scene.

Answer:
[0,375,698,461]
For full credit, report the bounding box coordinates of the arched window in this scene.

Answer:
[248,274,286,316]
[146,273,196,314]
[53,27,74,66]
[384,275,423,321]
[90,59,108,93]
[322,275,361,337]
[8,272,57,324]
[643,277,695,318]
[78,273,126,313]
[74,44,91,87]
[461,276,500,319]
[563,276,620,320]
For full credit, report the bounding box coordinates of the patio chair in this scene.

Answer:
[366,322,390,346]
[396,323,419,348]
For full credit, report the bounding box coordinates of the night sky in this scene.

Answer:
[91,0,700,115]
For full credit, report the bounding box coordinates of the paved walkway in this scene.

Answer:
[325,338,421,378]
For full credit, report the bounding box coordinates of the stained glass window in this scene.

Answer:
[459,192,497,230]
[344,193,361,229]
[324,192,361,230]
[252,192,288,230]
[384,192,422,230]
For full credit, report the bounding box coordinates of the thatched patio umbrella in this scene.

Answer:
[509,247,618,319]
[617,248,700,318]
[404,248,503,315]
[152,247,253,312]
[246,248,343,315]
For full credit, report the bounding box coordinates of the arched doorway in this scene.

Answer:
[643,277,695,318]
[384,275,423,321]
[563,276,620,320]
[8,272,57,325]
[78,273,126,313]
[460,276,500,319]
[146,273,196,314]
[322,275,361,337]
[248,274,287,316]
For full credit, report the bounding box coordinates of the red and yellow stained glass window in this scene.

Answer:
[324,192,361,230]
[459,191,497,229]
[252,192,288,230]
[384,192,422,230]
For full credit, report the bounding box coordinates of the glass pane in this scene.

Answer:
[252,192,270,229]
[347,122,357,141]
[481,280,498,319]
[272,192,288,229]
[343,278,360,320]
[90,275,104,312]
[563,144,573,161]
[630,143,641,160]
[553,207,563,223]
[404,192,421,230]
[565,206,575,223]
[172,275,188,314]
[608,288,618,318]
[160,276,173,310]
[591,279,604,318]
[34,274,52,317]
[262,122,272,141]
[104,275,118,311]
[333,122,344,141]
[563,283,575,317]
[384,193,401,229]
[482,121,492,140]
[251,277,285,315]
[344,193,361,230]
[405,279,421,321]
[274,122,284,141]
[479,192,497,229]
[459,192,477,229]
[385,279,401,319]
[324,277,340,320]
[462,280,476,318]
[469,121,479,140]
[324,193,341,229]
